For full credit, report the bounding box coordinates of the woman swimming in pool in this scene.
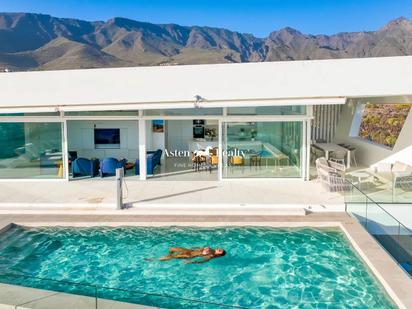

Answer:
[158,247,226,264]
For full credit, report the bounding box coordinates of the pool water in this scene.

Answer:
[259,150,273,158]
[0,226,395,308]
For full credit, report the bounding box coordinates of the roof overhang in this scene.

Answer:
[348,95,412,105]
[1,55,411,113]
[0,97,346,114]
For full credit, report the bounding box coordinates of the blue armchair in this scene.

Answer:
[99,157,127,177]
[135,149,162,175]
[72,158,99,178]
[147,149,162,166]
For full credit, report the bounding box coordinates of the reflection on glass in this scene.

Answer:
[65,111,139,116]
[0,123,63,179]
[227,106,306,115]
[144,108,223,116]
[0,113,60,116]
[222,122,302,178]
[148,120,219,180]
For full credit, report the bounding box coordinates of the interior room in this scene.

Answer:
[67,120,139,179]
[0,122,63,179]
[67,118,220,181]
[146,119,219,181]
[222,121,303,178]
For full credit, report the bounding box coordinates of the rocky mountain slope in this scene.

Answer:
[0,13,411,70]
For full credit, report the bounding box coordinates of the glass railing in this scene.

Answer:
[346,170,412,204]
[345,179,412,276]
[0,273,247,309]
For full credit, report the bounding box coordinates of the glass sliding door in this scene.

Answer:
[222,121,303,178]
[147,119,219,181]
[67,120,139,179]
[0,122,64,179]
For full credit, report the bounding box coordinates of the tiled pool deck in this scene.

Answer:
[0,179,344,211]
[0,212,411,308]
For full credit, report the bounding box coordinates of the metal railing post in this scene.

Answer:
[95,285,98,309]
[115,168,124,210]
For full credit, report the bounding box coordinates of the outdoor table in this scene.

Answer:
[315,143,351,169]
[351,171,370,191]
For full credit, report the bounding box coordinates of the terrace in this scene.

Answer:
[0,178,344,212]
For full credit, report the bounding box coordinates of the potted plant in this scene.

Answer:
[205,128,217,141]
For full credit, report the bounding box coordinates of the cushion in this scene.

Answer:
[374,162,392,173]
[392,161,412,172]
[316,157,329,166]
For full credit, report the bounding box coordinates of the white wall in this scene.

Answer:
[67,120,139,161]
[145,120,165,157]
[2,56,412,110]
[334,104,412,167]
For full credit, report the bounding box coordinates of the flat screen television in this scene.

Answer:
[94,128,120,148]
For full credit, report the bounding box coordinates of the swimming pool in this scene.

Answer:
[259,150,273,158]
[0,226,395,308]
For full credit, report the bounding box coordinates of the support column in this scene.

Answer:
[306,120,312,180]
[302,120,307,181]
[305,106,313,181]
[62,118,69,181]
[138,119,147,180]
[218,120,223,181]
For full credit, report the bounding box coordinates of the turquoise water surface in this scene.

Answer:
[0,226,395,308]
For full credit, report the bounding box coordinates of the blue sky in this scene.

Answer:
[2,0,411,37]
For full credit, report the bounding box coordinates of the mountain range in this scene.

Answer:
[0,13,412,71]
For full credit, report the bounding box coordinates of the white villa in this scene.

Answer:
[1,56,412,309]
[0,55,411,184]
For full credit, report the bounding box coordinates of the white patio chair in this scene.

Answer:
[315,157,349,192]
[392,162,412,191]
[329,149,347,166]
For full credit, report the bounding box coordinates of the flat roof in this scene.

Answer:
[0,56,412,112]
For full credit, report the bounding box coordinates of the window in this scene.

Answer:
[64,111,139,116]
[356,103,411,148]
[0,113,60,116]
[227,106,306,115]
[144,108,222,116]
[222,121,302,178]
[0,122,63,179]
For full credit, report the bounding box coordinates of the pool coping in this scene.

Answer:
[0,217,410,309]
[0,282,157,309]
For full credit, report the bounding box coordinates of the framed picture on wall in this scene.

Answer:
[152,120,164,133]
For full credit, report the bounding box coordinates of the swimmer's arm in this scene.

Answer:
[159,256,174,261]
[184,257,211,264]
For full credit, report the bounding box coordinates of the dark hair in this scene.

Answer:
[217,249,226,256]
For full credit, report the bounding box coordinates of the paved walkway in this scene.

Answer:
[0,179,344,211]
